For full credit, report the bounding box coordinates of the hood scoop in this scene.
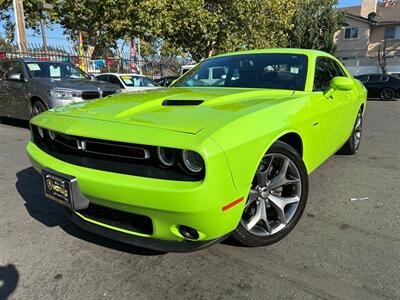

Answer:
[162,99,204,106]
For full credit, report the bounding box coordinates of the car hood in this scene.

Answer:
[31,78,119,91]
[48,87,298,134]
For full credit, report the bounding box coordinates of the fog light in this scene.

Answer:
[178,225,199,240]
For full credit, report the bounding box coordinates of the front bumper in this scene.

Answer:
[27,140,248,249]
[66,208,230,252]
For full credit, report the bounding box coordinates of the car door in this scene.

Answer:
[0,61,11,117]
[4,60,29,119]
[363,75,382,98]
[313,57,354,158]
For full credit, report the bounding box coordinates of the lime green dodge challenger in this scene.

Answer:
[27,49,367,252]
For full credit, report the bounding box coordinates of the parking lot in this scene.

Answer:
[0,101,399,300]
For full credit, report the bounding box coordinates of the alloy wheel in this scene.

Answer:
[32,101,46,117]
[353,111,362,150]
[380,88,394,101]
[240,153,302,236]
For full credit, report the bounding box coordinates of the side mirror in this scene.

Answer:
[8,73,24,82]
[324,76,354,98]
[331,76,354,91]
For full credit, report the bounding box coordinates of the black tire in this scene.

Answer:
[337,108,363,155]
[31,100,47,118]
[232,141,309,247]
[380,88,395,101]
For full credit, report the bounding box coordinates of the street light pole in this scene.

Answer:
[39,11,48,54]
[37,2,54,55]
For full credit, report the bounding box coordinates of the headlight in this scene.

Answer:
[37,126,44,138]
[181,150,204,173]
[49,88,82,99]
[157,147,175,167]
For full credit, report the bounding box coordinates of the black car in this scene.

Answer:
[155,76,178,87]
[355,74,400,101]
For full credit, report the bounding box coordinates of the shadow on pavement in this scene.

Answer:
[0,264,19,300]
[15,167,165,256]
[0,117,29,129]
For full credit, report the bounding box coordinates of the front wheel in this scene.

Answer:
[337,108,363,155]
[31,100,47,118]
[232,141,309,247]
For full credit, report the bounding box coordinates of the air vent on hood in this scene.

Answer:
[162,100,204,106]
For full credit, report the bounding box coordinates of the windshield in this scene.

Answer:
[26,61,90,79]
[119,75,158,87]
[174,53,308,91]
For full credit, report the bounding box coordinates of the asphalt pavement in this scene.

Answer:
[0,101,399,300]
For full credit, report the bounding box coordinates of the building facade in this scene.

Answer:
[334,0,400,75]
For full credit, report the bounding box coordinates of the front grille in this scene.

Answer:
[82,91,100,100]
[79,203,153,234]
[50,132,150,160]
[31,125,203,181]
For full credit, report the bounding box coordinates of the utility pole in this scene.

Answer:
[38,2,54,55]
[12,0,28,53]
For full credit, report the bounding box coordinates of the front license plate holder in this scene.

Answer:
[42,168,89,210]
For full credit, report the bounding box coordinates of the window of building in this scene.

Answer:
[344,27,359,39]
[384,27,396,40]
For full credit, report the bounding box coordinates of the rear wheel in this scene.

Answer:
[31,100,47,117]
[232,141,309,247]
[337,108,363,155]
[380,88,395,101]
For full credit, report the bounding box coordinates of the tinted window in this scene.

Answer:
[174,53,308,91]
[356,75,369,82]
[26,61,90,79]
[369,75,381,81]
[119,75,157,87]
[96,75,108,81]
[6,61,23,80]
[108,75,123,88]
[314,58,339,91]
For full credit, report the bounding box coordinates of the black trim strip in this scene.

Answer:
[65,208,230,252]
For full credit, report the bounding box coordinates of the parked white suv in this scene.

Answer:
[96,73,161,93]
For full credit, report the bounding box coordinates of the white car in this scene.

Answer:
[96,73,161,93]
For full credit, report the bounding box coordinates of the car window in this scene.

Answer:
[369,75,381,82]
[96,75,108,82]
[314,57,338,91]
[329,60,346,77]
[108,75,123,88]
[119,75,157,87]
[26,61,90,79]
[174,53,308,91]
[356,75,369,82]
[5,61,23,81]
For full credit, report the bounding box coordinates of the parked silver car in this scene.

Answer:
[0,59,120,120]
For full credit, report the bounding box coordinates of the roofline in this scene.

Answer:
[345,13,371,23]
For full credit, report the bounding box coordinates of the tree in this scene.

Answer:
[378,40,388,74]
[288,0,344,53]
[143,0,296,61]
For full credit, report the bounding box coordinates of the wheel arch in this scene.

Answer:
[30,96,48,108]
[244,130,304,189]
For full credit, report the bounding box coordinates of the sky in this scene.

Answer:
[1,0,362,50]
